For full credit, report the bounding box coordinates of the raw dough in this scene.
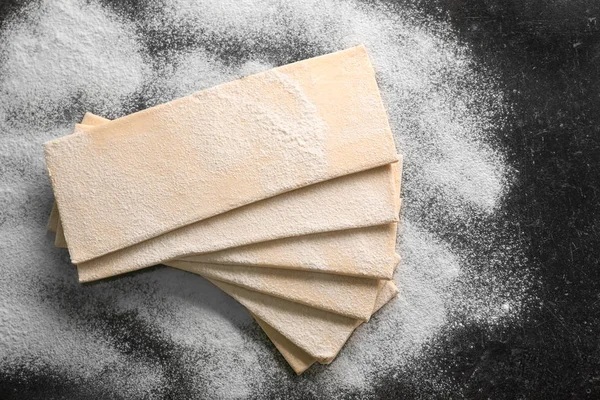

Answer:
[76,161,400,282]
[59,115,400,282]
[54,217,67,248]
[45,45,398,263]
[253,313,315,374]
[167,261,380,320]
[80,112,109,126]
[180,222,400,279]
[208,279,398,362]
[252,280,398,374]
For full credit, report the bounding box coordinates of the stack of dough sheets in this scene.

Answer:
[44,45,403,374]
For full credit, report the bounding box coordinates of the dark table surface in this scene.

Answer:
[427,2,600,399]
[0,1,599,399]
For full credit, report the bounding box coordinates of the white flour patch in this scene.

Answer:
[0,0,533,398]
[0,0,150,125]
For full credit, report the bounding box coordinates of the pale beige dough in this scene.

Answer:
[212,279,355,362]
[54,218,67,248]
[51,112,403,275]
[61,115,401,282]
[45,45,398,263]
[208,279,398,363]
[51,115,399,321]
[68,112,401,282]
[75,161,400,282]
[54,198,394,319]
[167,261,380,320]
[180,222,400,279]
[80,112,109,126]
[53,115,400,284]
[47,202,59,233]
[252,313,315,374]
[252,280,398,374]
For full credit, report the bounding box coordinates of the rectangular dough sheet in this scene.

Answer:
[45,45,398,263]
[56,114,400,282]
[252,280,398,374]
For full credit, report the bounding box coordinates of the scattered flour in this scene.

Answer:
[0,0,150,125]
[0,0,533,398]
